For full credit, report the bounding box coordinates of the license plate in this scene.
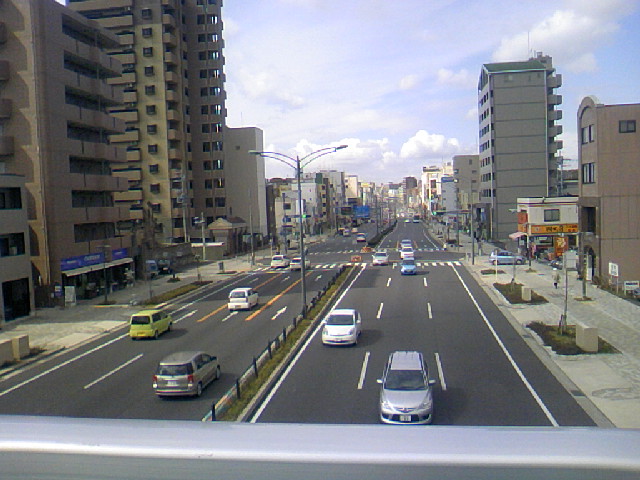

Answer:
[167,381,178,386]
[400,415,412,422]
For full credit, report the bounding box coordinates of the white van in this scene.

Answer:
[228,287,259,311]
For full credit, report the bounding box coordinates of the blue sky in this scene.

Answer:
[223,0,640,183]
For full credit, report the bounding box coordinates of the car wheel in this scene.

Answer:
[215,366,221,380]
[196,382,203,397]
[153,330,159,340]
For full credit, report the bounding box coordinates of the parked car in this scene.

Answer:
[378,351,436,425]
[400,259,417,275]
[631,287,640,300]
[153,351,220,397]
[489,249,525,265]
[356,233,367,243]
[289,256,310,271]
[227,287,259,311]
[129,309,172,340]
[372,250,389,266]
[321,308,362,346]
[270,254,290,268]
[400,246,415,260]
[157,259,173,275]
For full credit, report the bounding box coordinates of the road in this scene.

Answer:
[251,221,596,426]
[0,221,596,426]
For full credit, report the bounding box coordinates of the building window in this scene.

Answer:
[147,125,158,134]
[205,179,213,189]
[145,85,156,95]
[150,203,161,213]
[582,162,596,184]
[202,142,211,152]
[144,66,154,76]
[205,198,214,208]
[148,145,159,154]
[0,233,26,257]
[142,28,152,37]
[0,188,22,209]
[149,164,159,173]
[143,47,153,57]
[213,159,223,170]
[581,124,596,144]
[203,161,212,170]
[146,105,157,115]
[215,197,225,207]
[141,8,152,20]
[619,120,636,133]
[543,209,560,222]
[215,178,224,188]
[150,184,160,194]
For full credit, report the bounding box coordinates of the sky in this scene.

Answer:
[222,0,640,183]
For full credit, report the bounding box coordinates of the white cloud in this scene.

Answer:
[400,130,462,159]
[235,70,305,109]
[436,68,475,89]
[492,9,619,72]
[399,74,420,90]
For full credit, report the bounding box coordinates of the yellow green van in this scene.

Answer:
[129,309,173,340]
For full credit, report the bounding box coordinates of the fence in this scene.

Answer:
[208,265,349,421]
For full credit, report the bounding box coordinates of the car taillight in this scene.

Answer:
[187,374,194,385]
[152,375,158,382]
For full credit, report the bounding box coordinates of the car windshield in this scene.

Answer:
[325,314,354,325]
[374,253,387,257]
[130,315,150,325]
[384,370,427,390]
[156,364,193,376]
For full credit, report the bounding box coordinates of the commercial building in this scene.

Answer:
[478,52,563,242]
[453,154,480,232]
[0,174,34,324]
[69,0,227,243]
[577,96,640,286]
[0,0,132,305]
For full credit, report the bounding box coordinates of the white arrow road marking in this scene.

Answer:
[271,306,288,321]
[315,275,323,281]
[222,311,238,322]
[176,309,197,323]
[84,354,143,390]
[376,303,384,319]
[386,277,391,287]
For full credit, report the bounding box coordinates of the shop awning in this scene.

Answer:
[109,257,134,267]
[509,232,527,240]
[62,258,133,277]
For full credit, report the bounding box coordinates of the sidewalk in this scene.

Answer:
[450,227,640,428]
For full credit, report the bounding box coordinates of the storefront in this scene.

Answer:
[61,249,134,300]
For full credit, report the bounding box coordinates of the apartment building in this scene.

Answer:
[0,0,132,306]
[69,0,227,243]
[453,154,479,232]
[577,96,640,285]
[0,174,34,324]
[478,52,563,242]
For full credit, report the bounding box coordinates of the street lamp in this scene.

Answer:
[250,145,348,315]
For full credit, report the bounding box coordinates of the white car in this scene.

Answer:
[270,255,290,268]
[372,251,389,266]
[289,256,310,271]
[227,287,259,311]
[400,246,414,260]
[322,309,362,346]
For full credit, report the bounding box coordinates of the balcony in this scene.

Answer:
[118,33,134,46]
[111,130,140,143]
[100,14,134,29]
[549,109,563,121]
[167,129,181,141]
[166,90,179,101]
[65,105,125,135]
[162,32,177,46]
[547,94,562,106]
[166,109,180,121]
[162,14,177,29]
[164,52,178,65]
[113,52,135,65]
[165,71,179,83]
[0,98,12,119]
[0,60,10,81]
[114,168,141,182]
[126,149,141,161]
[123,91,138,103]
[112,110,138,123]
[68,173,128,192]
[116,189,144,202]
[0,136,15,156]
[108,72,136,86]
[168,148,181,160]
[548,140,563,154]
[548,125,563,137]
[547,74,562,89]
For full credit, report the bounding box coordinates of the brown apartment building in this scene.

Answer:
[69,0,228,243]
[578,96,640,285]
[0,0,133,306]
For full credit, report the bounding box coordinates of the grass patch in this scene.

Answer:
[494,282,548,304]
[481,269,505,275]
[143,283,201,306]
[218,267,352,421]
[527,321,618,355]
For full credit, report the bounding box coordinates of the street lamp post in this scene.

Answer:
[250,145,348,315]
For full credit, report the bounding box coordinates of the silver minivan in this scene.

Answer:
[378,351,436,424]
[153,351,220,397]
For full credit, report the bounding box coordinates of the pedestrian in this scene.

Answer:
[553,268,560,289]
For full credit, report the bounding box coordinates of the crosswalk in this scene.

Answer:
[307,248,445,255]
[255,261,462,272]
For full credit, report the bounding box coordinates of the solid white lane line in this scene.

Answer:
[423,277,428,287]
[376,303,384,319]
[434,352,447,391]
[427,302,433,319]
[451,267,559,427]
[271,306,287,321]
[250,264,367,423]
[175,309,197,323]
[386,277,391,287]
[281,276,290,282]
[84,354,143,390]
[222,311,238,322]
[0,334,128,398]
[357,351,370,390]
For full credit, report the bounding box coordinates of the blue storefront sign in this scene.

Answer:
[112,248,128,260]
[60,253,104,271]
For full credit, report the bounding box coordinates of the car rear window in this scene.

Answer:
[156,363,193,376]
[403,260,415,265]
[229,291,247,298]
[130,315,151,325]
